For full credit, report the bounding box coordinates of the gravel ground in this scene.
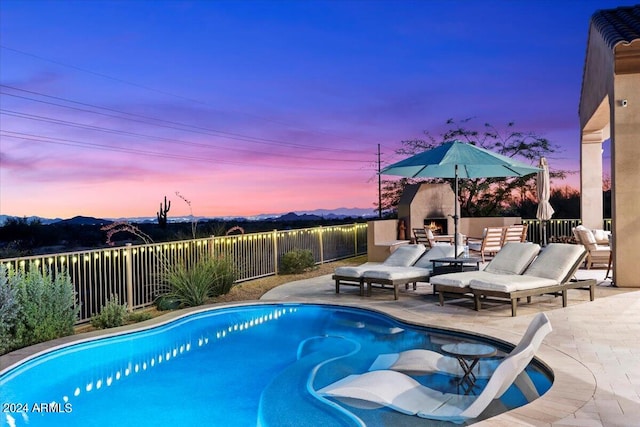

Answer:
[211,255,366,303]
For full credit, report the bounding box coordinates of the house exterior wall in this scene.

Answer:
[611,72,640,287]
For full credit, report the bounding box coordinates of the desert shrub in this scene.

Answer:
[280,249,316,274]
[10,264,78,349]
[91,295,128,329]
[163,256,237,307]
[0,266,19,354]
[209,256,237,297]
[127,311,153,323]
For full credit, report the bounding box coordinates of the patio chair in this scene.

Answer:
[412,228,431,246]
[503,224,527,244]
[573,226,611,269]
[318,327,543,424]
[431,242,541,306]
[467,227,504,262]
[332,244,426,296]
[470,243,597,316]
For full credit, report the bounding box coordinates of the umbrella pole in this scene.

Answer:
[454,165,459,258]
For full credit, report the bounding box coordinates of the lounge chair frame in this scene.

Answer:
[365,276,423,300]
[332,274,365,296]
[471,251,596,316]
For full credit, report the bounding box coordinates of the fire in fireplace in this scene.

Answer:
[424,218,448,235]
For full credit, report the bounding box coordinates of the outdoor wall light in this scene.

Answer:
[620,99,628,107]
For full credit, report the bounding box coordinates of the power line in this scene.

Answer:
[1,130,375,172]
[0,45,364,145]
[0,109,370,163]
[0,85,364,154]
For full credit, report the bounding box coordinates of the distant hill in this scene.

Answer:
[56,216,113,226]
[0,207,375,226]
[274,212,323,221]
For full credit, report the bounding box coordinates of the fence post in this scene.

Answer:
[125,243,133,312]
[273,229,279,275]
[354,223,358,256]
[318,226,324,265]
[209,235,215,258]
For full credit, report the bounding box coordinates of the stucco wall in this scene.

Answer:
[611,72,640,287]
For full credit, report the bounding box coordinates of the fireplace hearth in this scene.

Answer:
[424,217,448,235]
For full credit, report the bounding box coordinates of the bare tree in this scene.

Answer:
[381,118,568,217]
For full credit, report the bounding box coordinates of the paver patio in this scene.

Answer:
[262,268,640,426]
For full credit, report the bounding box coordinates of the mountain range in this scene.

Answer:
[0,207,377,226]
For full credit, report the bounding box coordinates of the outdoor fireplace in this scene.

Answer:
[424,217,448,235]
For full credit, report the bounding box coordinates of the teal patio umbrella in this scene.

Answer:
[381,140,541,257]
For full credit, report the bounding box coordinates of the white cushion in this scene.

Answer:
[383,244,426,267]
[430,270,499,288]
[591,229,611,244]
[524,243,585,282]
[470,275,557,292]
[334,263,382,278]
[413,245,456,268]
[363,267,431,281]
[484,243,540,275]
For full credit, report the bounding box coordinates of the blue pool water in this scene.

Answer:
[0,304,552,427]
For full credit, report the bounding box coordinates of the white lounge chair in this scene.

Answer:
[362,244,459,299]
[332,244,426,296]
[369,312,551,376]
[470,243,596,316]
[318,321,545,424]
[431,242,541,306]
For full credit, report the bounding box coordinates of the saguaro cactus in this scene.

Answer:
[157,196,171,228]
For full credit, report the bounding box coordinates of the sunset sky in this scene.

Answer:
[0,0,631,219]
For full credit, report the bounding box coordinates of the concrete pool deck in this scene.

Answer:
[261,268,640,426]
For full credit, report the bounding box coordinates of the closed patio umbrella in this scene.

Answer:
[381,140,541,257]
[536,157,554,246]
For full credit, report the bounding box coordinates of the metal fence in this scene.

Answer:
[1,223,368,324]
[1,219,611,324]
[522,218,611,244]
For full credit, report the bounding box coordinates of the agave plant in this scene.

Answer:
[163,256,237,307]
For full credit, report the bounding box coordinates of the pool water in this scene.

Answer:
[0,304,552,427]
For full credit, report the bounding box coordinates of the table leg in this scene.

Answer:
[454,356,480,395]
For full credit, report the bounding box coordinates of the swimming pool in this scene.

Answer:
[0,304,552,426]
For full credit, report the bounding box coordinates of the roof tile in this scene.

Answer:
[591,5,640,49]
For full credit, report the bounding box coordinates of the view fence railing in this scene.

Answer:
[1,223,368,324]
[522,218,611,243]
[0,219,610,324]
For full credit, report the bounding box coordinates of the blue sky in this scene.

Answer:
[0,0,632,218]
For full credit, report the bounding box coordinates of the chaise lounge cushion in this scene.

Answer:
[469,274,557,292]
[362,245,457,283]
[429,270,500,288]
[523,243,585,282]
[483,242,540,275]
[413,244,458,268]
[333,262,382,279]
[470,243,586,292]
[429,242,541,288]
[333,244,426,279]
[363,266,431,282]
[380,244,428,267]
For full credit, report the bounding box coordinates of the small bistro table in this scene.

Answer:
[441,342,497,395]
[430,256,482,276]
